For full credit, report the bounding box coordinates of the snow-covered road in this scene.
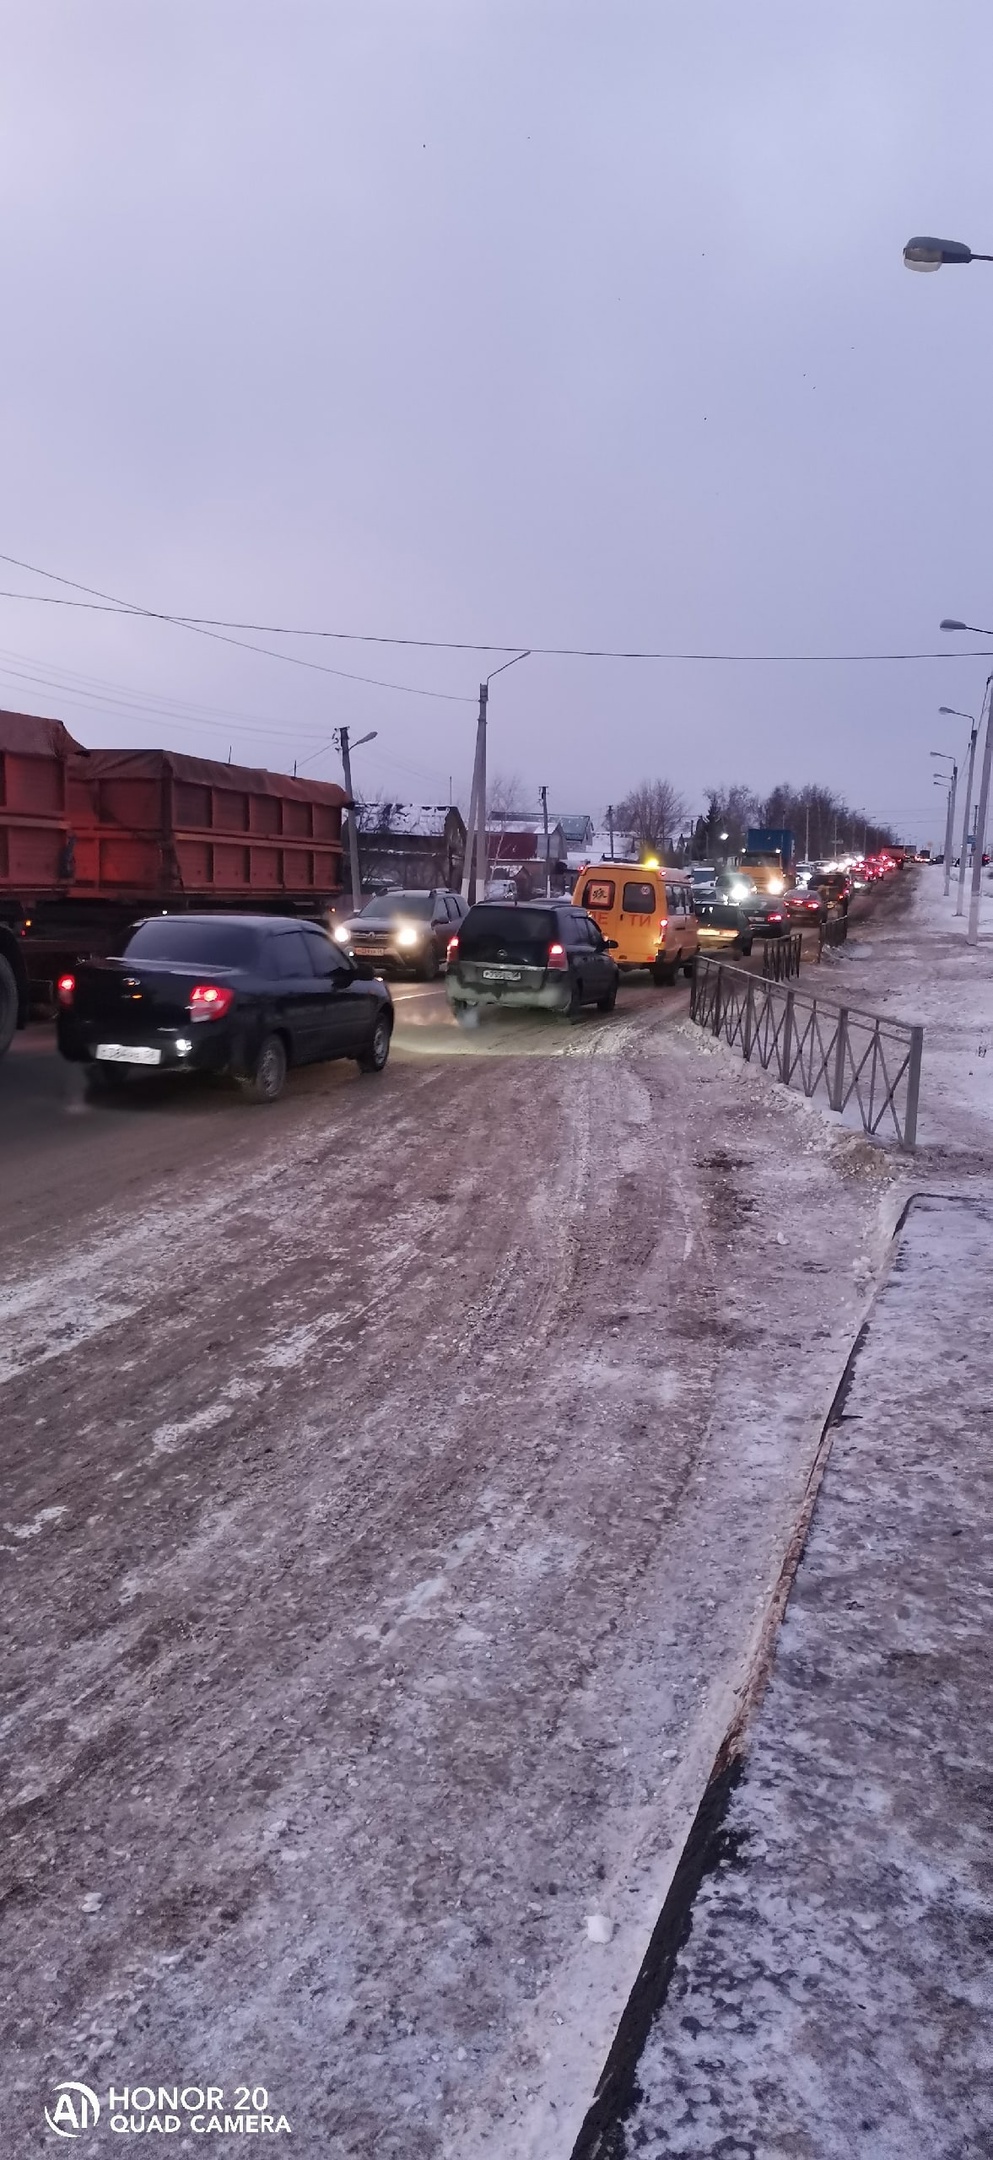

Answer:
[1,980,897,2158]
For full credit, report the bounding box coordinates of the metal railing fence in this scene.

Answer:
[689,957,923,1148]
[761,932,803,981]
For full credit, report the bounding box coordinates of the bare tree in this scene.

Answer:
[488,769,528,819]
[613,778,688,858]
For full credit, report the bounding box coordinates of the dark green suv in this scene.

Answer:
[446,902,619,1018]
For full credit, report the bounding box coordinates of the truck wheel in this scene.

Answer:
[0,953,19,1058]
[237,1033,287,1103]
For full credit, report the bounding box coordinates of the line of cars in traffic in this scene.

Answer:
[48,852,888,1105]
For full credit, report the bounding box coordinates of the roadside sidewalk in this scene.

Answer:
[622,1190,993,2159]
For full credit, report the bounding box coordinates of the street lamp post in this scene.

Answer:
[938,624,993,943]
[930,753,957,896]
[939,704,980,915]
[335,726,378,913]
[460,651,530,904]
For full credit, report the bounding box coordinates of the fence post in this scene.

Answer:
[713,964,724,1038]
[829,1007,849,1111]
[689,962,699,1022]
[781,987,795,1084]
[743,975,756,1060]
[903,1024,924,1149]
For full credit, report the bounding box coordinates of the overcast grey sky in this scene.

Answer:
[2,2,993,841]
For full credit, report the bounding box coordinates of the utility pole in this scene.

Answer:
[339,726,362,914]
[540,785,551,897]
[607,803,615,857]
[943,767,958,897]
[460,651,530,904]
[804,800,810,860]
[461,683,488,904]
[334,725,377,914]
[957,711,982,917]
[968,676,993,945]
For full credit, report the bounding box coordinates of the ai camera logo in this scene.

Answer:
[45,2081,101,2138]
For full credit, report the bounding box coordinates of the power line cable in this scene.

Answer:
[0,557,475,702]
[0,551,992,662]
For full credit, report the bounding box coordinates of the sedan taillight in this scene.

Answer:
[447,934,460,962]
[189,983,235,1021]
[57,972,75,1006]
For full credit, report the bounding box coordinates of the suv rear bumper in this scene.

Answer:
[446,974,572,1014]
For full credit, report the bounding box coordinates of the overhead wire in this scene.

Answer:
[0,551,991,662]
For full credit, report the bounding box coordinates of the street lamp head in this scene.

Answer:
[940,619,969,632]
[903,235,974,271]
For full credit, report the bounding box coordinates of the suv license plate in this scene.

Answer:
[94,1044,162,1066]
[482,967,521,981]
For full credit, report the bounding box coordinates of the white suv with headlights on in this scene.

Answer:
[333,889,468,980]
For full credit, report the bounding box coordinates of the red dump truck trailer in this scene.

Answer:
[0,710,347,1058]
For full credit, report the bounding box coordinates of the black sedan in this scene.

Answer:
[56,913,394,1103]
[742,896,791,939]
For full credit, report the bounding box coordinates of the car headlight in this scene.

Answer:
[333,924,351,943]
[396,923,422,948]
[767,877,785,895]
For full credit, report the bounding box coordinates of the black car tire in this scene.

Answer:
[357,1012,392,1073]
[420,946,440,982]
[740,938,754,956]
[566,979,585,1019]
[652,958,677,986]
[682,958,696,978]
[596,982,618,1012]
[0,953,18,1058]
[237,1033,287,1103]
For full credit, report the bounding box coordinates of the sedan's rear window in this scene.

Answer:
[122,920,260,968]
[459,905,558,964]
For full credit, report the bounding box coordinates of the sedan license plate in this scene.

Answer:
[94,1043,162,1066]
[482,966,522,982]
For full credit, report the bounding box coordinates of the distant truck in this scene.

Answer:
[0,710,347,1060]
[740,827,796,891]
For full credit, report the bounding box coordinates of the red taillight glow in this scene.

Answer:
[658,918,668,934]
[189,982,235,1021]
[447,934,460,962]
[57,972,75,1006]
[547,942,568,970]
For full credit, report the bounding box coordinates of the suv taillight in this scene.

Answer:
[547,942,568,970]
[57,972,75,1006]
[189,983,235,1021]
[447,934,460,962]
